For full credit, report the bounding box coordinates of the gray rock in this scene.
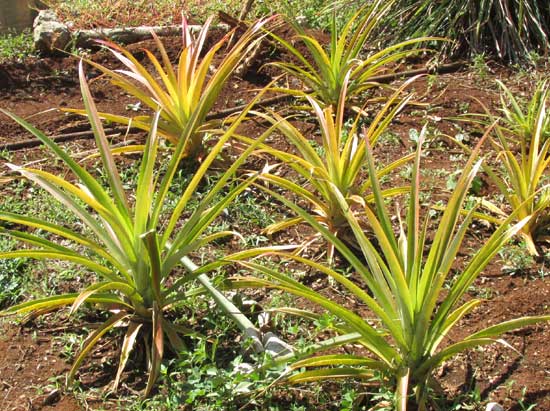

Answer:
[33,10,71,54]
[233,362,254,375]
[263,332,294,357]
[486,402,505,411]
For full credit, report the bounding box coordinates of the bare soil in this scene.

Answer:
[0,31,548,411]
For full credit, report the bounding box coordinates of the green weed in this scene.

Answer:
[0,237,29,308]
[0,29,35,63]
[499,242,536,276]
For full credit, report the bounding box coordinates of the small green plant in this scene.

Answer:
[131,300,296,411]
[54,332,85,360]
[499,242,535,275]
[0,29,35,63]
[517,387,537,411]
[446,382,482,410]
[0,236,28,308]
[235,133,549,410]
[269,0,435,108]
[163,341,255,409]
[0,63,271,396]
[472,54,489,79]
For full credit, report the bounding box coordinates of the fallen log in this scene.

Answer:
[33,10,227,53]
[74,25,194,49]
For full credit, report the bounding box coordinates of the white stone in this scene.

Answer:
[486,402,505,411]
[233,362,254,374]
[263,332,294,357]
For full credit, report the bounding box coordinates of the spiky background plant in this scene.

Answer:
[455,80,550,255]
[0,64,274,396]
[269,0,434,108]
[67,16,270,159]
[483,80,550,255]
[234,132,549,411]
[498,79,550,142]
[389,0,550,62]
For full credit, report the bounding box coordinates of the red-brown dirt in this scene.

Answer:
[0,30,548,411]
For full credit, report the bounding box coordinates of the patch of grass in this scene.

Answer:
[498,242,536,276]
[0,176,101,304]
[44,0,355,30]
[471,54,490,80]
[254,0,332,29]
[0,236,29,308]
[226,187,276,230]
[53,332,85,360]
[0,29,35,63]
[186,0,242,23]
[43,0,264,27]
[1,178,80,227]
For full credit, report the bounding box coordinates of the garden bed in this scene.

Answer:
[0,17,549,411]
